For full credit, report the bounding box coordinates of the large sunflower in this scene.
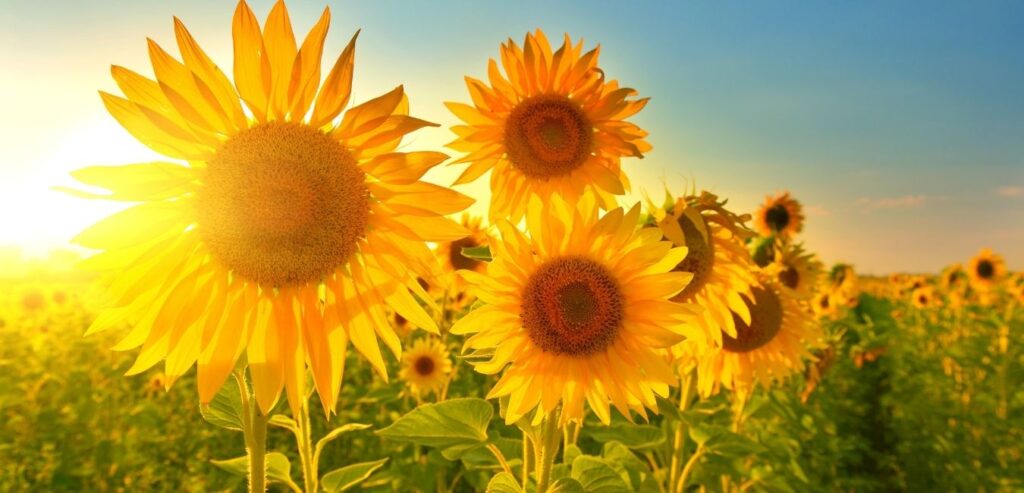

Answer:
[754,192,804,239]
[66,0,472,416]
[691,275,820,398]
[967,248,1006,292]
[446,30,651,222]
[452,198,700,425]
[767,242,821,300]
[649,191,758,345]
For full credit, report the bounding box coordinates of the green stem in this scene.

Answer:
[669,372,694,492]
[297,397,317,493]
[534,413,562,493]
[487,443,515,477]
[236,370,268,493]
[521,432,532,489]
[676,446,704,493]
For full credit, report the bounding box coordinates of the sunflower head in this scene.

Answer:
[940,264,968,292]
[21,289,46,312]
[453,197,700,426]
[967,248,1006,291]
[400,338,452,396]
[911,285,935,309]
[446,30,651,222]
[754,192,804,239]
[767,242,822,299]
[434,214,491,308]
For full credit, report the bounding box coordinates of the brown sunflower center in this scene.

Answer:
[819,294,831,309]
[521,256,623,356]
[448,236,483,272]
[917,294,928,305]
[414,355,436,376]
[779,266,800,289]
[671,213,715,301]
[976,260,994,279]
[765,204,790,232]
[723,286,784,353]
[504,95,592,179]
[196,122,369,288]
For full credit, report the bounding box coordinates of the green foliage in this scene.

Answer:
[376,398,493,459]
[321,458,389,492]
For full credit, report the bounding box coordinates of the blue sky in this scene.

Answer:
[1,0,1021,273]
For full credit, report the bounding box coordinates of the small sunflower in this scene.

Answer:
[691,275,820,398]
[940,264,968,292]
[399,338,452,396]
[767,242,821,299]
[967,248,1006,291]
[452,197,700,425]
[446,30,651,222]
[812,290,839,319]
[434,214,491,308]
[911,285,935,309]
[828,264,860,307]
[65,0,472,416]
[754,192,804,239]
[21,289,46,312]
[649,190,758,345]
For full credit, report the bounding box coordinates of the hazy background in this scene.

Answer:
[1,0,1022,274]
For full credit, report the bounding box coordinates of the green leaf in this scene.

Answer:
[267,414,297,432]
[549,477,585,493]
[210,452,294,486]
[585,423,665,449]
[376,398,492,459]
[571,455,630,493]
[705,430,766,457]
[321,458,389,493]
[461,245,493,262]
[602,441,648,490]
[655,395,683,422]
[485,472,522,493]
[199,379,243,431]
[317,423,372,451]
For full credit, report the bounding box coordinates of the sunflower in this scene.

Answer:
[940,264,968,292]
[754,192,804,239]
[767,242,821,300]
[446,30,651,222]
[691,275,820,398]
[649,190,758,345]
[967,248,1006,292]
[828,264,860,307]
[452,197,700,425]
[911,285,935,309]
[812,290,839,319]
[65,0,472,416]
[399,338,452,396]
[434,213,491,309]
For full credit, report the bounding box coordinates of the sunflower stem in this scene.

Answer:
[669,371,694,492]
[534,412,562,493]
[235,369,269,493]
[297,396,318,493]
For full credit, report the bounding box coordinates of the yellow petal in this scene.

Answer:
[309,30,359,128]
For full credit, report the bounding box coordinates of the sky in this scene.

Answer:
[1,0,1022,274]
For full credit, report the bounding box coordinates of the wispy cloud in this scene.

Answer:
[856,195,929,210]
[995,186,1024,198]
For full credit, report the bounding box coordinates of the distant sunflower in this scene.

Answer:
[399,338,452,396]
[911,285,935,309]
[754,192,804,239]
[434,214,491,308]
[453,198,700,425]
[649,191,758,345]
[940,264,967,292]
[65,0,472,416]
[21,290,46,312]
[767,242,821,299]
[693,275,819,398]
[812,291,839,319]
[446,30,651,222]
[967,248,1005,291]
[828,264,860,307]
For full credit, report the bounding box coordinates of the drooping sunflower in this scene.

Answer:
[967,248,1006,292]
[766,242,821,300]
[828,263,860,307]
[399,338,452,396]
[446,30,651,222]
[754,192,804,239]
[691,275,819,399]
[434,213,491,308]
[911,285,935,309]
[65,0,472,416]
[649,190,758,345]
[452,197,700,425]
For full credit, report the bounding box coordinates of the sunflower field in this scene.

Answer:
[2,1,1022,492]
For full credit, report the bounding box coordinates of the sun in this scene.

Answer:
[452,197,701,425]
[65,0,473,416]
[445,30,651,222]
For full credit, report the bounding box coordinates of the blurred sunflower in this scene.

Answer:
[649,190,758,345]
[453,197,700,425]
[446,30,650,222]
[967,248,1005,291]
[691,275,819,398]
[828,263,860,307]
[812,290,839,319]
[911,285,935,309]
[754,192,804,239]
[767,242,821,299]
[21,289,46,312]
[940,264,967,292]
[434,213,491,308]
[399,338,452,396]
[64,0,472,416]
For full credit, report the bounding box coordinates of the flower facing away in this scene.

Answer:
[649,191,758,346]
[688,275,821,399]
[452,198,701,426]
[767,242,822,300]
[754,192,804,239]
[446,30,651,222]
[399,338,453,396]
[64,0,473,416]
[967,248,1006,292]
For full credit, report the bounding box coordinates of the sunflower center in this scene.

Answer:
[521,256,623,357]
[504,95,592,179]
[779,266,800,289]
[723,286,784,353]
[977,260,994,279]
[414,355,436,376]
[671,213,715,301]
[196,122,369,288]
[448,237,483,272]
[819,294,831,309]
[765,204,790,232]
